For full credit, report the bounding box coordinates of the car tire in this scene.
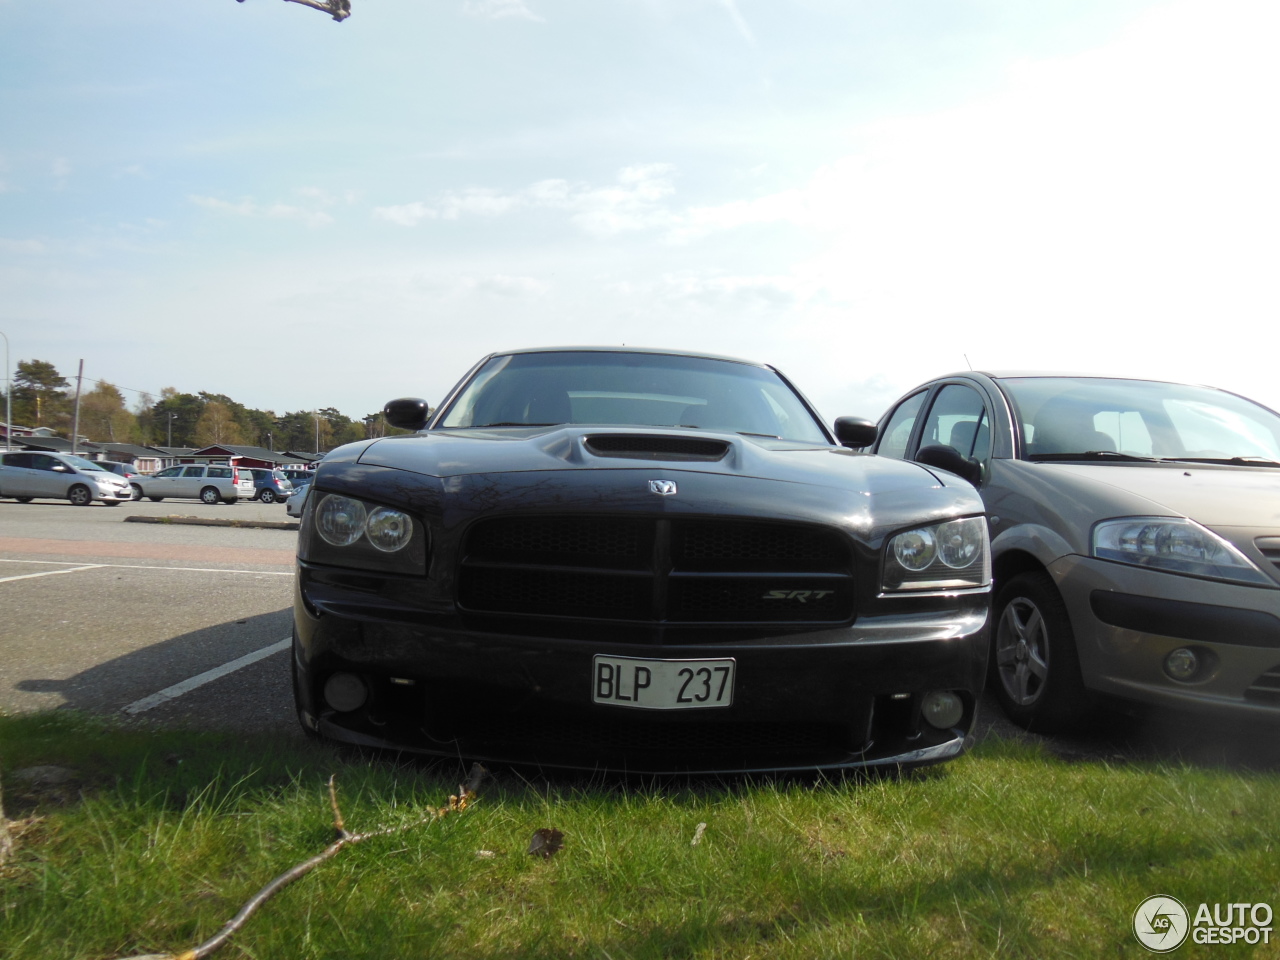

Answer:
[130,484,143,501]
[259,489,277,504]
[104,501,121,507]
[200,486,221,505]
[68,484,93,507]
[16,497,34,503]
[990,571,1092,733]
[149,496,164,502]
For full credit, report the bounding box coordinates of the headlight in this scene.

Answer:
[882,517,990,592]
[1092,517,1271,586]
[302,493,427,574]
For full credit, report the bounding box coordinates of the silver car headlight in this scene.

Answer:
[882,517,991,592]
[302,493,427,574]
[1092,517,1272,586]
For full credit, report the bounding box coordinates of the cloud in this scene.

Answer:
[463,274,549,297]
[189,194,334,229]
[0,237,47,255]
[51,157,72,179]
[462,0,543,22]
[374,164,678,236]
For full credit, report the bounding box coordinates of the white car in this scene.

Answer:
[285,483,310,518]
[0,452,133,506]
[137,464,256,504]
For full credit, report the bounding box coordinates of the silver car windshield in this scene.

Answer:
[64,455,105,472]
[1001,377,1280,463]
[437,351,830,443]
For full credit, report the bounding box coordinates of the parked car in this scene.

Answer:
[285,483,310,518]
[280,468,315,490]
[0,451,133,505]
[245,467,295,503]
[291,346,992,775]
[868,371,1280,731]
[97,460,148,500]
[136,464,255,504]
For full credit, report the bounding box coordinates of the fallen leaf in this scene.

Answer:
[528,828,565,860]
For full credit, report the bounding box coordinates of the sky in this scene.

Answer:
[2,0,1279,427]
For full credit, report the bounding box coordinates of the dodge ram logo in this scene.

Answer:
[648,480,678,496]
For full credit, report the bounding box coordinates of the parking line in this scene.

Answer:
[122,636,292,715]
[0,564,102,584]
[0,558,292,577]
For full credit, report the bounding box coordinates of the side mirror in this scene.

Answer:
[915,444,982,486]
[52,464,71,473]
[833,416,878,449]
[384,398,432,432]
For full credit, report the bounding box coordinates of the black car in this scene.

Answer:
[291,347,992,774]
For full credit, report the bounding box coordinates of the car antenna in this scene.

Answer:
[963,354,973,370]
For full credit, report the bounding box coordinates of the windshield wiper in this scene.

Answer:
[737,431,782,439]
[1160,456,1280,467]
[1028,451,1160,462]
[469,422,561,428]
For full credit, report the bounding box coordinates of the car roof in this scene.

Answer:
[931,370,1229,391]
[490,345,771,369]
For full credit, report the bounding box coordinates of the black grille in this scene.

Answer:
[1246,664,1280,704]
[585,435,730,461]
[676,521,844,563]
[465,516,650,569]
[459,516,854,627]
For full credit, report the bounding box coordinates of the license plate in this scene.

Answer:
[592,655,736,710]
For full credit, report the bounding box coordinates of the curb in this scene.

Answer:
[124,515,299,531]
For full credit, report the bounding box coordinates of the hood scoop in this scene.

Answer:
[584,434,730,462]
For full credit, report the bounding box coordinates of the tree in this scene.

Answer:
[79,381,139,443]
[11,359,70,430]
[151,389,206,448]
[237,0,352,21]
[194,401,245,447]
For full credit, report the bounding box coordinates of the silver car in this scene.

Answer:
[0,451,133,506]
[136,464,255,504]
[868,372,1280,730]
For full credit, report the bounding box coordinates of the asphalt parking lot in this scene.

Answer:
[2,496,1274,770]
[0,497,302,739]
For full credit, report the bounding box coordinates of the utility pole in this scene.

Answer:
[0,329,10,452]
[70,359,84,456]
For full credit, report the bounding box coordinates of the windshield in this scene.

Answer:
[1000,377,1280,462]
[437,351,830,443]
[64,456,105,472]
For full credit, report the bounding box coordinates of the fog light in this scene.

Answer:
[323,672,368,712]
[1164,647,1200,682]
[921,690,964,729]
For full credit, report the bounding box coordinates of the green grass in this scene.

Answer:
[2,713,1278,959]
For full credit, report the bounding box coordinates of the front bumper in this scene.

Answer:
[1051,554,1280,721]
[292,565,990,774]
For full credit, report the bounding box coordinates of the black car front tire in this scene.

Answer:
[68,484,93,507]
[259,489,277,504]
[991,570,1091,733]
[130,484,143,501]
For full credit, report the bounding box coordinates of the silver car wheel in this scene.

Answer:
[200,486,221,505]
[995,595,1050,707]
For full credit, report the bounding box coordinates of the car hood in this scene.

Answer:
[352,426,959,496]
[1028,462,1280,527]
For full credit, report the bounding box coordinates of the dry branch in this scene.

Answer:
[0,762,12,868]
[116,763,487,960]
